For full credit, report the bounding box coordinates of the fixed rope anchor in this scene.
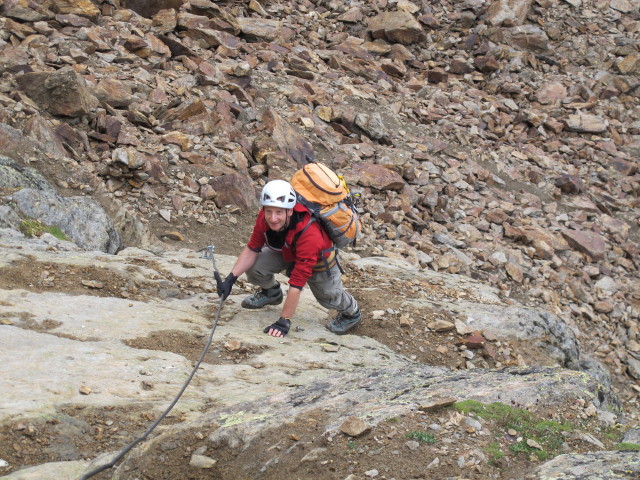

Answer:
[199,244,224,292]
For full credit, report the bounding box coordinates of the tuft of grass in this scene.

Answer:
[453,400,573,461]
[484,441,505,464]
[19,218,68,241]
[406,430,437,444]
[346,440,357,450]
[613,443,640,451]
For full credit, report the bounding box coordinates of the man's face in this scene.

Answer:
[263,206,292,231]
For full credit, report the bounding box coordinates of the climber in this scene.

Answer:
[216,179,361,337]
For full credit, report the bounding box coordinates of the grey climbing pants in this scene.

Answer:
[245,247,359,315]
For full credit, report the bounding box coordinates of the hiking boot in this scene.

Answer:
[326,307,362,335]
[241,285,283,309]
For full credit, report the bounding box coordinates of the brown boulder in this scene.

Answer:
[503,25,549,52]
[16,68,98,117]
[348,163,406,192]
[262,109,314,168]
[485,0,533,26]
[50,0,100,19]
[561,229,607,261]
[474,55,500,73]
[2,0,53,21]
[237,17,281,42]
[93,78,133,108]
[123,0,182,18]
[209,173,259,212]
[367,11,426,45]
[339,416,371,437]
[555,174,584,194]
[564,114,608,134]
[188,0,241,34]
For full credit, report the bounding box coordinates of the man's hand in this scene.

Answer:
[263,317,291,337]
[217,273,238,300]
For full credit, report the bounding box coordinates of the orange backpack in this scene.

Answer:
[290,162,361,248]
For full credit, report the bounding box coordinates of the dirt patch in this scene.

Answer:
[0,259,204,302]
[148,213,255,257]
[346,265,544,371]
[125,330,270,365]
[0,405,182,478]
[114,404,618,480]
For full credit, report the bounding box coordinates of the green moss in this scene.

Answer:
[406,430,436,444]
[614,443,640,451]
[484,441,505,464]
[19,218,68,241]
[453,400,573,461]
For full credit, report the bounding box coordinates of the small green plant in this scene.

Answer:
[346,440,357,450]
[453,400,573,461]
[386,417,398,423]
[484,441,505,464]
[406,430,436,444]
[613,443,640,451]
[19,218,68,241]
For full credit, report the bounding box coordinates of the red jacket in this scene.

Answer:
[247,204,333,288]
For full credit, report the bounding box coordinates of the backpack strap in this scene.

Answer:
[291,215,316,254]
[291,215,338,276]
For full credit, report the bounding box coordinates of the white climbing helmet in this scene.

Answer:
[260,179,297,209]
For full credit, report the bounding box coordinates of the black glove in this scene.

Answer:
[217,273,238,300]
[263,317,291,337]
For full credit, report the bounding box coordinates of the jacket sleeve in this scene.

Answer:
[247,211,266,252]
[288,222,329,289]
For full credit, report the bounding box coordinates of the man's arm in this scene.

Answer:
[280,286,301,319]
[217,245,259,300]
[230,245,259,277]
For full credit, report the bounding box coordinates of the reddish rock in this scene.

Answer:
[485,0,533,26]
[94,78,132,108]
[263,109,314,168]
[338,6,363,23]
[16,68,98,117]
[609,158,637,176]
[485,209,509,224]
[348,163,406,192]
[449,59,473,75]
[536,82,568,104]
[561,229,607,261]
[199,184,216,201]
[209,173,259,212]
[474,55,500,73]
[189,0,241,34]
[427,69,448,84]
[2,0,53,22]
[237,17,281,42]
[555,174,584,194]
[503,25,549,52]
[464,332,486,349]
[123,0,182,18]
[367,11,426,45]
[564,114,608,134]
[594,300,614,314]
[339,416,371,437]
[418,14,440,29]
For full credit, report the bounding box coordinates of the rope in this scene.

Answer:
[80,246,224,479]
